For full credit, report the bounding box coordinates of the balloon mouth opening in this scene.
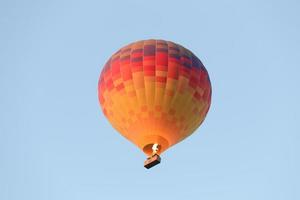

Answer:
[143,143,161,155]
[140,135,169,156]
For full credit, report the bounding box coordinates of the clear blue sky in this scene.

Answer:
[1,0,299,199]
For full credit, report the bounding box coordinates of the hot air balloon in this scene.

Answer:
[98,39,211,169]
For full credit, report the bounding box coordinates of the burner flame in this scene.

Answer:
[152,143,159,155]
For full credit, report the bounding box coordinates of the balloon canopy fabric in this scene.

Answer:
[98,39,211,157]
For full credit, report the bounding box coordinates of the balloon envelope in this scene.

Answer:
[98,39,211,156]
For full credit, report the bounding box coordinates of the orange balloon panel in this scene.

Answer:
[98,39,211,156]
